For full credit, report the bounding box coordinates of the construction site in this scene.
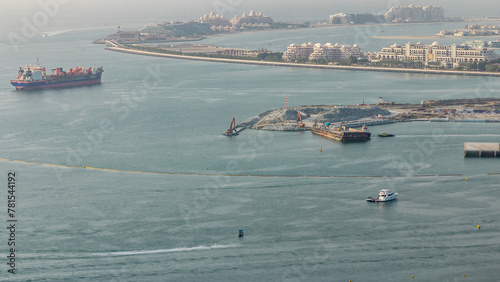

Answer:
[222,98,500,135]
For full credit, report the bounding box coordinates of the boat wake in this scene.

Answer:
[101,244,238,257]
[43,26,111,37]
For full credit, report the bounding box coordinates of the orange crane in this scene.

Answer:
[297,112,305,127]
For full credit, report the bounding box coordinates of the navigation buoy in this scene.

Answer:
[466,177,468,181]
[320,148,322,152]
[411,276,413,278]
[464,274,466,277]
[477,224,480,229]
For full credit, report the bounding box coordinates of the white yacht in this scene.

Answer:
[366,189,398,202]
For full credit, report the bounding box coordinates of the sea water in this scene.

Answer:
[0,21,500,281]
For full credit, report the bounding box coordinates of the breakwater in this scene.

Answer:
[106,46,500,77]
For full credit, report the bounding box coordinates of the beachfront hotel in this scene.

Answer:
[385,5,444,23]
[283,43,362,63]
[377,42,499,66]
[199,12,231,27]
[230,11,274,27]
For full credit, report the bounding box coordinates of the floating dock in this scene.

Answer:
[464,143,500,157]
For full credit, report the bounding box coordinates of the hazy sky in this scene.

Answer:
[1,0,499,32]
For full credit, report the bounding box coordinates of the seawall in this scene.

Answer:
[106,46,500,77]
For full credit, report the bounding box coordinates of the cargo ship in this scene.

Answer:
[10,64,103,90]
[312,123,371,142]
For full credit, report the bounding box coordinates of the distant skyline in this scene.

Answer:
[1,0,499,34]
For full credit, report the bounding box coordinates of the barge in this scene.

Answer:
[311,123,371,142]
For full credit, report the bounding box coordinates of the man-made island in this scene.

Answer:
[95,11,308,44]
[97,5,484,45]
[438,24,500,38]
[105,40,500,76]
[235,98,500,132]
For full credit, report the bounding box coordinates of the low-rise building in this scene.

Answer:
[491,39,500,48]
[111,31,141,42]
[216,49,260,57]
[283,42,362,63]
[377,41,499,66]
[329,13,385,24]
[465,40,487,48]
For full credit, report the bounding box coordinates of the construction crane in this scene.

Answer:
[378,97,394,105]
[223,117,239,136]
[297,112,305,127]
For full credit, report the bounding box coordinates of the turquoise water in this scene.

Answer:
[1,22,500,281]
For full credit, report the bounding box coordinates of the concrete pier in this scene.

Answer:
[464,143,500,157]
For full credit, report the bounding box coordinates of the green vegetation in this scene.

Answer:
[310,59,328,65]
[357,58,369,66]
[340,56,358,65]
[257,52,284,62]
[371,59,404,68]
[124,45,284,62]
[126,44,183,55]
[455,59,500,72]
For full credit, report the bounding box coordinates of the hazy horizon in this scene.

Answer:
[1,0,499,34]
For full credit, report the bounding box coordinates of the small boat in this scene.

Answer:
[366,189,398,202]
[378,133,395,137]
[238,229,244,237]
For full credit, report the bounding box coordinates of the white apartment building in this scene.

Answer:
[377,42,499,65]
[282,42,315,62]
[283,43,361,63]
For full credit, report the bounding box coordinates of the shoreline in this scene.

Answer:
[106,46,500,77]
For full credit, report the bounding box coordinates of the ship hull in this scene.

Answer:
[10,77,101,90]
